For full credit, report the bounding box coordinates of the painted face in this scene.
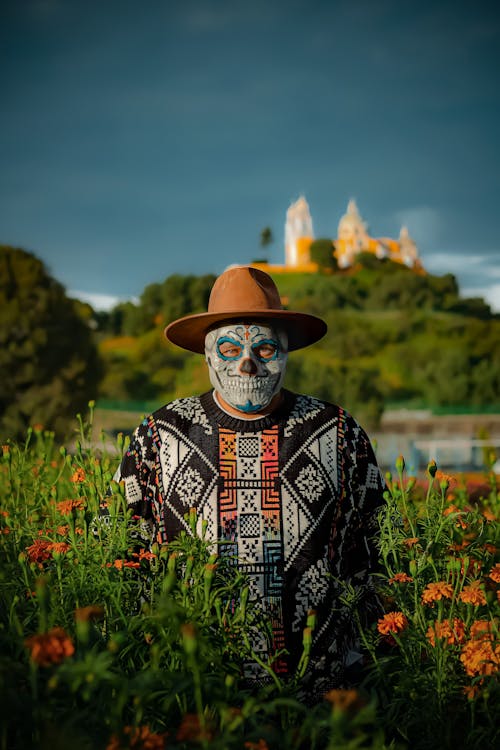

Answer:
[205,322,288,413]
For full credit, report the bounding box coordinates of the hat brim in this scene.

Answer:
[164,309,327,354]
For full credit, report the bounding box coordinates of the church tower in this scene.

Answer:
[285,196,314,267]
[336,199,371,268]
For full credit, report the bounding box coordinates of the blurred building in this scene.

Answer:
[255,196,423,273]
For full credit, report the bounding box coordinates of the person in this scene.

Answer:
[112,265,385,699]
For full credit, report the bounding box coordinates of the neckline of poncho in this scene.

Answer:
[199,389,294,433]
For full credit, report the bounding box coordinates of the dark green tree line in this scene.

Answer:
[0,246,102,441]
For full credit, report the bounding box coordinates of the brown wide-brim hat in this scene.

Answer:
[164,265,327,354]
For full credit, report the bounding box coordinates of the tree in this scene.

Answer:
[309,239,338,272]
[0,246,102,441]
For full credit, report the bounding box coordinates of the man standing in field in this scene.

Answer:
[113,265,384,699]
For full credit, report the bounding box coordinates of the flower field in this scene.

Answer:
[0,410,499,750]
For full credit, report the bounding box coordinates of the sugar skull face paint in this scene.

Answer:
[205,322,288,413]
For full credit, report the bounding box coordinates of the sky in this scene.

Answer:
[1,0,499,311]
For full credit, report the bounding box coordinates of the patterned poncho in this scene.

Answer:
[114,389,384,697]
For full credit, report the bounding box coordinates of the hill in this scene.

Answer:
[95,259,500,428]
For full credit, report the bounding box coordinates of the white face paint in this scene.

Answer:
[205,322,288,414]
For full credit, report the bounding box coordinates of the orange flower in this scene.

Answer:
[389,572,413,585]
[402,537,419,548]
[482,508,496,522]
[489,563,500,583]
[460,639,500,677]
[56,498,85,516]
[70,468,86,483]
[377,611,408,635]
[106,559,141,570]
[26,539,52,565]
[25,627,74,666]
[324,688,363,712]
[421,581,454,605]
[484,543,498,555]
[470,619,497,641]
[132,549,157,561]
[244,741,270,750]
[56,525,69,536]
[176,714,212,743]
[426,618,465,647]
[435,470,456,490]
[459,582,487,606]
[49,542,71,556]
[106,725,166,750]
[463,684,481,700]
[75,604,105,622]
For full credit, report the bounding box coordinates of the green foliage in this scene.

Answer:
[95,266,500,423]
[259,226,273,248]
[0,423,392,749]
[0,246,102,441]
[309,239,338,271]
[1,421,500,748]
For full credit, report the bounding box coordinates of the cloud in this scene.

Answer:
[462,284,500,313]
[69,290,137,311]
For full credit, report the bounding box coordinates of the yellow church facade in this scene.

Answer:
[254,196,423,274]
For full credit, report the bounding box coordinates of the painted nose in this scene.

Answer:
[239,357,258,375]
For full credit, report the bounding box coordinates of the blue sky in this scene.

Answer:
[1,0,499,310]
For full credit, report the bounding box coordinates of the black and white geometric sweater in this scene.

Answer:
[114,389,385,698]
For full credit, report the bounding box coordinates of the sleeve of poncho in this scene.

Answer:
[337,418,385,624]
[108,418,158,545]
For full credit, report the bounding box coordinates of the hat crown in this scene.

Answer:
[208,266,282,314]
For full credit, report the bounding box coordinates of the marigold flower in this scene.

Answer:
[244,741,270,750]
[488,563,500,583]
[176,713,212,743]
[402,537,419,548]
[26,539,52,565]
[75,604,105,622]
[25,627,74,666]
[324,688,362,712]
[470,619,497,642]
[389,572,413,585]
[56,525,69,536]
[106,725,166,750]
[426,618,465,647]
[435,470,456,490]
[133,549,157,561]
[70,468,86,483]
[484,543,498,555]
[377,611,408,635]
[421,581,454,605]
[463,684,481,700]
[482,508,496,522]
[106,559,141,570]
[460,639,500,677]
[56,498,85,516]
[459,581,487,606]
